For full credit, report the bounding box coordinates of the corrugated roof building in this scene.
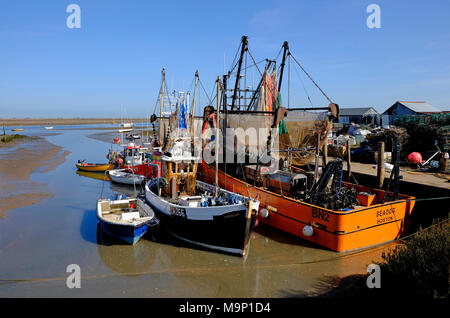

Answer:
[338,107,380,124]
[383,101,441,115]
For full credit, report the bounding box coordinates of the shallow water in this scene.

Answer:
[0,127,396,297]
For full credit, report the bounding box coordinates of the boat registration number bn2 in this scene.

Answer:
[312,207,330,222]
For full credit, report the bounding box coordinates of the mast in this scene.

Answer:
[222,74,228,169]
[190,70,199,138]
[159,68,165,142]
[278,41,289,92]
[215,76,221,197]
[231,36,248,111]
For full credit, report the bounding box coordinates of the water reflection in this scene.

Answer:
[96,223,158,276]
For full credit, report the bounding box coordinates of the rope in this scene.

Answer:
[290,53,333,104]
[247,49,263,77]
[228,59,266,77]
[292,60,314,107]
[198,78,213,105]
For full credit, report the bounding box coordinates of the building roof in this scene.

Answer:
[395,101,441,113]
[339,107,379,116]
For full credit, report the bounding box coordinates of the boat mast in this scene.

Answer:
[231,36,248,111]
[160,68,165,143]
[215,76,221,197]
[190,70,199,139]
[278,41,289,92]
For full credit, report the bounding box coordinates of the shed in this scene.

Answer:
[338,107,380,125]
[383,101,441,115]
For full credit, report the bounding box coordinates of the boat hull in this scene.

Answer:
[199,161,416,252]
[99,222,149,245]
[145,182,256,256]
[96,198,156,245]
[108,169,145,185]
[76,163,114,172]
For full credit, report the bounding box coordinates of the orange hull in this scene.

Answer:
[199,162,415,252]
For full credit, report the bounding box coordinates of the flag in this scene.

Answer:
[179,101,187,129]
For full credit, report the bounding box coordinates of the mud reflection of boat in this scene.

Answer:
[97,196,158,244]
[96,223,157,274]
[75,160,114,172]
[76,170,111,181]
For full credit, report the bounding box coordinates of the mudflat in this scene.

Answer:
[0,136,71,218]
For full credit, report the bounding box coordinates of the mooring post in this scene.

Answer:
[393,137,400,200]
[323,138,328,167]
[346,140,351,181]
[314,131,321,181]
[377,141,385,188]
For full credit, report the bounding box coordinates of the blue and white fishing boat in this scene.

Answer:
[96,196,157,244]
[145,82,259,255]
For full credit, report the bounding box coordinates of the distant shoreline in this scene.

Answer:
[0,118,149,126]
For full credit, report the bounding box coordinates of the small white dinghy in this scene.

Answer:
[44,126,54,130]
[97,196,157,244]
[108,169,146,185]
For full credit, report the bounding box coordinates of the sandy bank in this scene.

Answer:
[0,136,71,218]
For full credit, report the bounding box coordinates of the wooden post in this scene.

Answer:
[346,140,352,181]
[323,139,328,167]
[314,131,321,181]
[2,125,5,142]
[377,141,385,188]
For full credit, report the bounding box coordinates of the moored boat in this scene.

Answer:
[75,160,114,172]
[145,178,258,256]
[97,196,157,244]
[44,126,54,130]
[198,36,416,252]
[108,169,146,185]
[146,75,259,256]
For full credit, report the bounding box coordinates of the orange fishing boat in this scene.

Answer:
[196,36,416,252]
[199,161,415,252]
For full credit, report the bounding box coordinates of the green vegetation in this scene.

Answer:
[1,134,27,143]
[376,219,449,298]
[300,219,449,298]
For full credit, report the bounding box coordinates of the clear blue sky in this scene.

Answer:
[1,0,449,117]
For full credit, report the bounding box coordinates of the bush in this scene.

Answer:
[376,219,449,298]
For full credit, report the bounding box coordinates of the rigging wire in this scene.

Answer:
[290,52,333,104]
[292,61,314,107]
[227,58,266,78]
[247,49,263,77]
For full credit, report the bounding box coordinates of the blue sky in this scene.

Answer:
[0,0,449,117]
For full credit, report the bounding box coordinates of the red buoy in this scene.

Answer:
[407,152,422,164]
